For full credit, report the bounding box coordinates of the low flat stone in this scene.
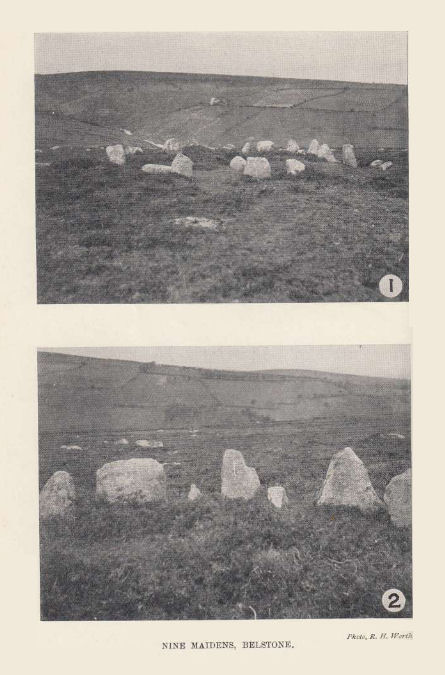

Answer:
[96,458,166,504]
[286,159,305,175]
[141,164,172,174]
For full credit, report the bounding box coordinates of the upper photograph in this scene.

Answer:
[35,32,408,304]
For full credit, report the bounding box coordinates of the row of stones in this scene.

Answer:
[40,447,411,528]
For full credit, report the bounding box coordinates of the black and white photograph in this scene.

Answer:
[35,32,408,304]
[39,345,412,621]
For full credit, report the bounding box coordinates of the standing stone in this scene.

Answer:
[317,447,384,513]
[96,458,166,504]
[163,138,182,153]
[267,486,289,509]
[221,449,260,500]
[384,469,411,528]
[318,143,337,163]
[40,471,75,520]
[171,153,193,177]
[230,156,247,173]
[342,144,358,168]
[244,157,271,179]
[241,142,251,155]
[106,144,126,165]
[286,159,305,175]
[286,139,299,153]
[188,484,202,501]
[256,140,274,152]
[308,139,320,155]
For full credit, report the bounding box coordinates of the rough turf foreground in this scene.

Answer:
[41,496,411,621]
[36,146,408,303]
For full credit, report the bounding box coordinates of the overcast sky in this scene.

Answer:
[40,346,410,379]
[34,32,407,84]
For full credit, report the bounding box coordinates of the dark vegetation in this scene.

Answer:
[36,146,408,303]
[39,352,411,620]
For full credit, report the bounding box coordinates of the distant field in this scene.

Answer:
[36,145,408,303]
[39,352,411,620]
[35,71,408,149]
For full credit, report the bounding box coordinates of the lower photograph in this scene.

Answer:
[38,345,411,621]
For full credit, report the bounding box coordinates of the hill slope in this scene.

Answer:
[38,351,410,433]
[35,71,408,149]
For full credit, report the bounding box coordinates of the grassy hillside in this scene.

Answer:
[39,351,411,620]
[35,71,408,149]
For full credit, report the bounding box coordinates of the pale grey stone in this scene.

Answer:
[244,157,271,179]
[221,449,260,500]
[267,486,289,508]
[171,153,193,177]
[163,138,182,153]
[317,447,384,513]
[286,159,305,175]
[141,164,172,174]
[384,469,411,528]
[286,139,299,153]
[135,439,164,448]
[308,139,320,155]
[40,471,75,520]
[342,144,358,168]
[256,140,274,152]
[106,144,126,165]
[188,484,202,501]
[96,458,166,504]
[230,156,247,173]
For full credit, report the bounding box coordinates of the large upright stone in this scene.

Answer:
[286,139,299,153]
[286,159,305,175]
[308,139,320,155]
[230,156,247,173]
[384,468,411,528]
[317,447,384,513]
[342,144,358,168]
[96,458,166,504]
[318,143,337,163]
[171,153,193,177]
[221,449,260,500]
[244,157,271,179]
[40,471,75,520]
[106,144,126,165]
[267,486,288,509]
